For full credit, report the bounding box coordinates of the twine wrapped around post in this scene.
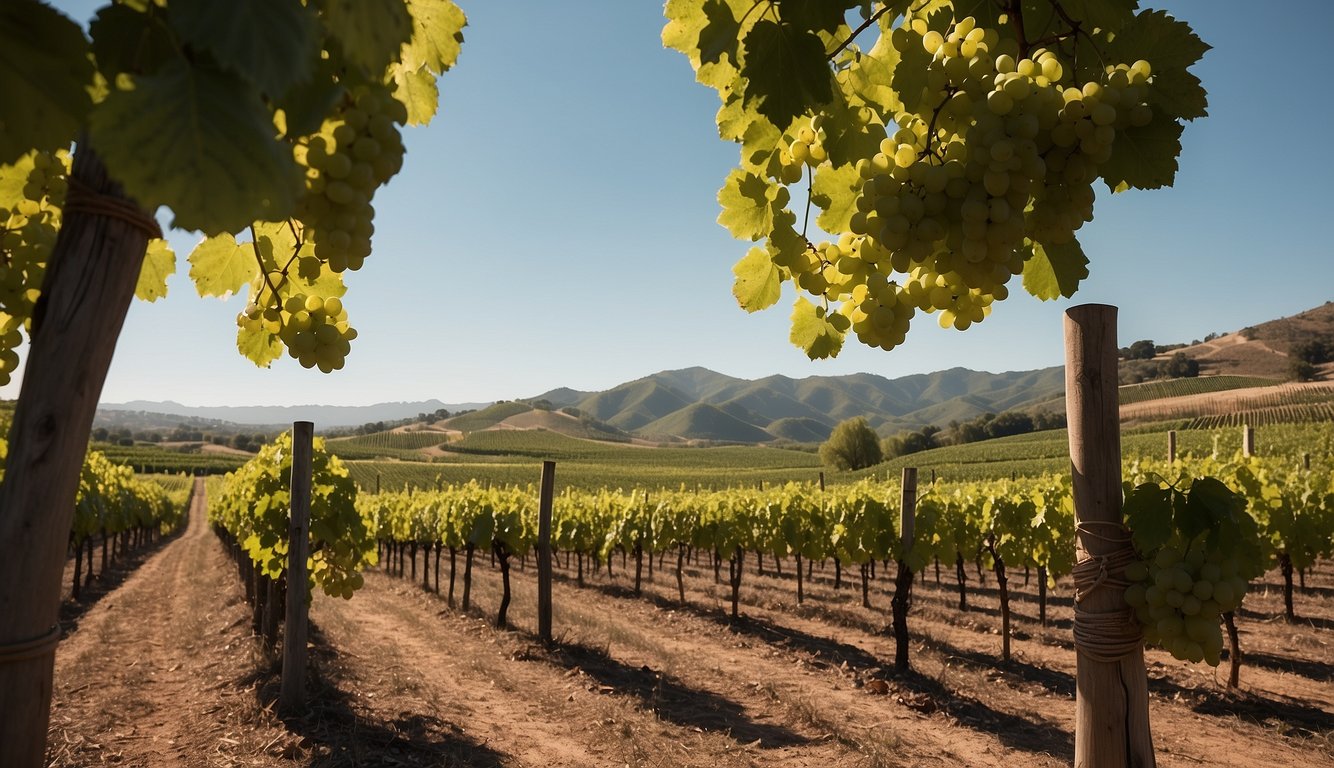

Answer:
[65,176,162,239]
[0,624,61,664]
[1072,521,1142,663]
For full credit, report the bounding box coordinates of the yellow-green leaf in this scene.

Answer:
[388,62,439,126]
[732,247,781,313]
[135,238,175,302]
[189,233,256,298]
[789,296,844,359]
[1022,239,1088,301]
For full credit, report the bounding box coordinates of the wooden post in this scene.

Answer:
[279,421,313,715]
[892,468,917,671]
[537,461,555,643]
[818,471,825,492]
[1242,425,1255,457]
[1167,430,1177,464]
[1304,452,1311,470]
[1065,305,1154,767]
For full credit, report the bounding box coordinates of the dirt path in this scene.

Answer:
[47,478,293,766]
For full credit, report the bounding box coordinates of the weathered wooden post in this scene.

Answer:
[537,460,555,643]
[891,467,917,671]
[1242,425,1255,457]
[1167,430,1177,464]
[279,421,313,715]
[1065,305,1154,767]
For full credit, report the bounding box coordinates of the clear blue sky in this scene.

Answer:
[13,1,1333,408]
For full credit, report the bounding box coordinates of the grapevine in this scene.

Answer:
[664,1,1208,358]
[212,431,376,600]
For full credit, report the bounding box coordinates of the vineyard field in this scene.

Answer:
[45,480,1333,768]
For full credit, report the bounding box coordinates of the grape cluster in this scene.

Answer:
[238,293,357,373]
[775,15,1156,350]
[293,84,407,273]
[0,150,68,385]
[1123,540,1247,665]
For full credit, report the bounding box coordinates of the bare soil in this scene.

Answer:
[47,482,1333,767]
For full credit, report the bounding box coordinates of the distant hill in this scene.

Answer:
[97,399,488,428]
[1169,302,1334,380]
[97,302,1333,445]
[527,365,1067,444]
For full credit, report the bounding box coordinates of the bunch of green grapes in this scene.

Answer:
[779,14,1155,348]
[1121,477,1263,665]
[293,84,407,273]
[0,149,68,385]
[1123,538,1246,665]
[238,293,357,373]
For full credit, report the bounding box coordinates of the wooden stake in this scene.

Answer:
[1167,430,1177,464]
[1064,305,1154,767]
[279,421,313,715]
[892,468,917,671]
[537,461,555,643]
[1242,425,1255,457]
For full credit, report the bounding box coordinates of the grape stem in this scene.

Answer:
[826,4,894,62]
[800,163,813,239]
[249,224,284,309]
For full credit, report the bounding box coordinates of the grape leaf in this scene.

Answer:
[698,0,741,67]
[782,0,861,34]
[91,59,302,234]
[739,117,782,173]
[189,233,257,299]
[0,0,93,164]
[169,0,318,97]
[1100,118,1183,192]
[812,162,862,233]
[790,296,844,359]
[740,20,833,129]
[1108,9,1209,122]
[135,238,175,302]
[732,246,781,313]
[274,57,344,138]
[388,62,439,126]
[89,4,174,79]
[401,0,466,75]
[845,27,901,116]
[237,324,282,368]
[322,0,413,77]
[1022,239,1088,300]
[1124,483,1173,555]
[717,92,768,143]
[717,169,780,240]
[766,219,808,270]
[1058,0,1137,32]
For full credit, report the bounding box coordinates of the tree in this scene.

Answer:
[819,417,883,471]
[1162,352,1200,378]
[0,2,467,764]
[1124,340,1157,360]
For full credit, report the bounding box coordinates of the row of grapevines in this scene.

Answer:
[71,452,187,547]
[209,432,375,600]
[360,474,1080,635]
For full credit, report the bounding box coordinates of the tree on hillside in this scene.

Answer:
[1124,340,1157,360]
[820,417,883,471]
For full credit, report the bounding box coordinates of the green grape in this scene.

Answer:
[293,83,406,275]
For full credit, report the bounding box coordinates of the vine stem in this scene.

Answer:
[828,4,893,61]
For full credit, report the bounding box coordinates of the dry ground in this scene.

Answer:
[47,482,1333,767]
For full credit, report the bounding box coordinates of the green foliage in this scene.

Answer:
[0,0,467,379]
[0,1,92,164]
[212,431,375,599]
[820,416,883,471]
